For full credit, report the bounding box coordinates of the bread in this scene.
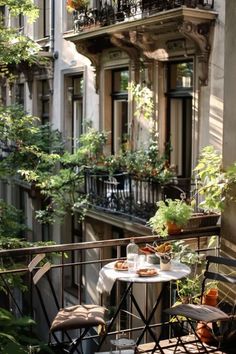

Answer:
[137,268,158,276]
[114,260,128,270]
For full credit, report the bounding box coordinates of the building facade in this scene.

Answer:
[1,0,230,312]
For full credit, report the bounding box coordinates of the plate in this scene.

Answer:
[114,260,128,271]
[136,268,158,277]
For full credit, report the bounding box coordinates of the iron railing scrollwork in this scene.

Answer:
[72,0,214,32]
[84,170,191,222]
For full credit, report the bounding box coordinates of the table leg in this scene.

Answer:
[130,283,167,354]
[97,282,133,351]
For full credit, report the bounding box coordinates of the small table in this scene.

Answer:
[97,260,190,352]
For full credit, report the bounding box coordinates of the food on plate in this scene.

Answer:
[137,268,158,277]
[155,242,172,254]
[114,260,128,271]
[140,246,153,255]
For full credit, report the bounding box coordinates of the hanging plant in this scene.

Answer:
[66,0,89,12]
[128,81,154,120]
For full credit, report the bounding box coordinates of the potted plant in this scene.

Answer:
[176,276,202,304]
[148,199,193,237]
[66,0,89,11]
[185,146,229,229]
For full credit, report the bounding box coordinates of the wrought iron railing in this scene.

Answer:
[0,230,220,352]
[72,0,214,32]
[84,170,191,222]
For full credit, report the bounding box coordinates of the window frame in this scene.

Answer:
[111,68,129,155]
[72,75,84,151]
[165,60,193,178]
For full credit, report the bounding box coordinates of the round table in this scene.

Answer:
[97,260,191,352]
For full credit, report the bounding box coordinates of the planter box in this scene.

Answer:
[185,213,220,229]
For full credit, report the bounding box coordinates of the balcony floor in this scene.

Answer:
[138,337,227,353]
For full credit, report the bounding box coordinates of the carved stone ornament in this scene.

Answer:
[75,42,101,92]
[111,33,142,84]
[178,20,212,85]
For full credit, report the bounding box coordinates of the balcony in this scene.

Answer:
[84,170,191,223]
[69,0,215,33]
[0,230,221,353]
[65,0,217,89]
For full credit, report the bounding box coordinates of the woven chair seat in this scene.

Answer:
[50,304,106,332]
[165,304,230,323]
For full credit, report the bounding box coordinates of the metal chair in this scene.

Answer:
[28,254,107,354]
[161,255,236,353]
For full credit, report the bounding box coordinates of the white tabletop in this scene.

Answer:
[107,260,190,283]
[96,260,191,294]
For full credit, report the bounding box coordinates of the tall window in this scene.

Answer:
[40,80,50,125]
[35,0,50,39]
[41,198,52,241]
[0,6,5,24]
[111,68,129,154]
[16,83,25,107]
[72,76,84,151]
[166,61,193,178]
[72,215,83,292]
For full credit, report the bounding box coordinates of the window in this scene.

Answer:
[41,198,52,241]
[72,76,84,151]
[111,68,129,154]
[0,86,6,107]
[0,6,5,24]
[166,61,193,178]
[16,83,25,107]
[72,215,83,290]
[18,187,27,238]
[39,80,50,124]
[35,0,50,39]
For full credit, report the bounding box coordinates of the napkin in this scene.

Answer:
[96,266,118,294]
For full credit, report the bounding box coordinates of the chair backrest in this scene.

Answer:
[201,255,236,303]
[28,254,60,331]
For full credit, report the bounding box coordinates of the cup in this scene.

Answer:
[160,256,172,271]
[137,254,146,269]
[127,253,138,273]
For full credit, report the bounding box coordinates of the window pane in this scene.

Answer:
[170,62,193,90]
[16,83,25,106]
[74,77,83,95]
[113,100,128,154]
[42,80,50,95]
[43,100,49,115]
[169,98,192,177]
[113,70,129,92]
[170,99,183,175]
[73,100,83,149]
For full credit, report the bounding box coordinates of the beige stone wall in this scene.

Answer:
[221,0,236,255]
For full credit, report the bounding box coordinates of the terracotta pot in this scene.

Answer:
[166,221,182,235]
[203,288,218,307]
[196,322,217,345]
[196,288,218,345]
[66,0,87,10]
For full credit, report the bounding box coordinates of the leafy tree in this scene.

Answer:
[0,2,94,224]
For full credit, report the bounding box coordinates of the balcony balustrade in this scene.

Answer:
[84,170,191,222]
[71,0,214,32]
[0,230,220,353]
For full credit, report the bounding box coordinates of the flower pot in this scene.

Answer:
[203,288,218,307]
[196,288,218,345]
[166,221,182,235]
[66,0,87,11]
[196,322,217,345]
[185,213,220,229]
